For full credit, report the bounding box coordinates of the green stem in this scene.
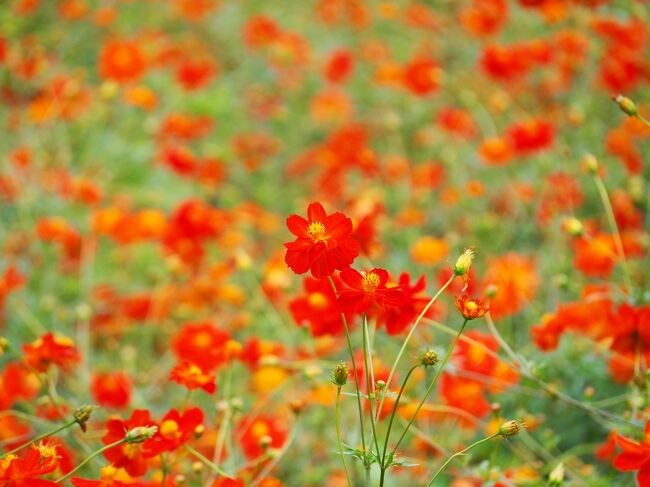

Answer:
[381,365,419,467]
[362,313,381,458]
[425,433,499,486]
[184,444,231,478]
[377,274,455,420]
[2,419,76,458]
[593,173,633,292]
[328,276,367,454]
[335,387,353,487]
[391,319,470,455]
[56,439,125,483]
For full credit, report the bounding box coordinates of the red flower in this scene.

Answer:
[169,361,216,394]
[91,371,132,409]
[144,408,203,456]
[284,202,359,278]
[22,333,80,373]
[237,415,288,460]
[0,443,59,486]
[337,268,406,314]
[289,275,351,336]
[102,410,156,477]
[171,321,236,371]
[377,273,437,335]
[613,422,650,486]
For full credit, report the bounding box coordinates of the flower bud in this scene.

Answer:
[193,424,205,439]
[613,94,638,117]
[375,380,386,390]
[582,153,598,174]
[331,362,349,387]
[192,461,203,474]
[73,405,98,432]
[498,419,526,437]
[0,336,9,355]
[453,247,475,276]
[549,463,565,485]
[125,425,158,444]
[259,435,272,450]
[561,217,583,237]
[290,399,305,416]
[420,350,439,367]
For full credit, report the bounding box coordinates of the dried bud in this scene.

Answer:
[453,247,475,276]
[561,217,583,237]
[331,362,349,387]
[420,350,439,367]
[290,399,305,416]
[582,153,598,174]
[613,94,638,117]
[498,419,526,437]
[549,463,565,485]
[125,425,158,444]
[73,405,98,432]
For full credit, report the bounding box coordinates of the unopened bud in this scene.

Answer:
[561,217,583,237]
[613,94,638,117]
[549,463,565,485]
[331,362,349,387]
[420,350,439,367]
[485,284,498,299]
[193,424,205,439]
[498,419,526,437]
[453,247,475,276]
[259,435,272,450]
[192,461,203,474]
[0,337,10,355]
[375,380,386,390]
[290,399,305,416]
[582,154,598,174]
[230,398,243,412]
[125,425,158,444]
[73,405,98,432]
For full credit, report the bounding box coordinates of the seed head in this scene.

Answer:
[125,425,158,444]
[331,362,349,387]
[453,247,475,276]
[420,350,439,367]
[498,419,526,437]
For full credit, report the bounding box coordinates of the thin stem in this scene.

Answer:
[379,364,420,487]
[377,274,456,420]
[328,276,367,454]
[250,422,298,486]
[593,173,633,292]
[485,313,639,428]
[362,313,381,458]
[56,439,125,483]
[391,319,470,455]
[336,387,352,487]
[2,419,76,458]
[425,433,499,486]
[184,444,231,478]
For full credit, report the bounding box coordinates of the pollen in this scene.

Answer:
[160,419,182,439]
[362,272,381,292]
[307,221,326,241]
[33,442,60,461]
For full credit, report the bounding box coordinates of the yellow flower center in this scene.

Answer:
[308,292,328,309]
[251,421,270,438]
[362,272,381,293]
[465,301,478,312]
[34,442,59,462]
[307,221,326,241]
[160,419,181,439]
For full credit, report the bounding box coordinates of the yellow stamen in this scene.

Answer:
[361,272,381,293]
[307,221,326,241]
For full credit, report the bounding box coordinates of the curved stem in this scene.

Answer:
[328,276,367,454]
[391,319,469,455]
[2,419,76,459]
[593,173,633,292]
[336,387,352,487]
[425,433,499,486]
[185,444,231,478]
[56,439,125,483]
[379,364,420,487]
[377,274,455,420]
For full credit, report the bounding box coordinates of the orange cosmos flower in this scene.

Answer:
[455,294,489,320]
[99,39,146,83]
[22,333,80,373]
[169,361,216,394]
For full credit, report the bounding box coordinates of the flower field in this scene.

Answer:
[0,0,649,486]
